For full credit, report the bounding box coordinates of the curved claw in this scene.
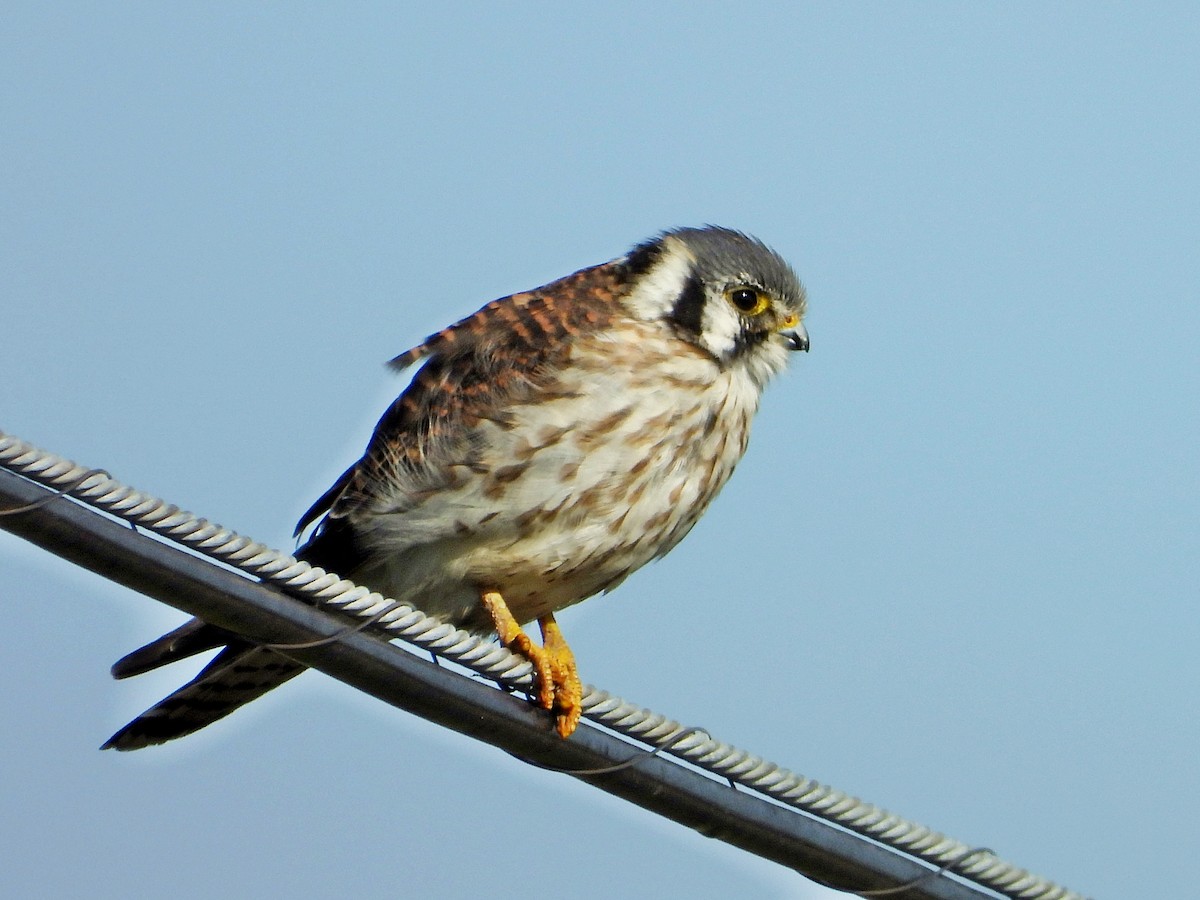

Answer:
[539,614,582,738]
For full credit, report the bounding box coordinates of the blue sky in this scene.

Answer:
[2,4,1197,898]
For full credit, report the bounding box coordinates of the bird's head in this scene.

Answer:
[621,226,808,383]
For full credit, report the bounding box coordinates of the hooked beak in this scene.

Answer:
[782,321,810,352]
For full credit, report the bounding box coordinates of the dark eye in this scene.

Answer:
[726,287,770,316]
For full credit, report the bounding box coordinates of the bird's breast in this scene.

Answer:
[361,327,765,626]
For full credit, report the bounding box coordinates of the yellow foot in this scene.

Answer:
[539,614,582,738]
[480,592,583,738]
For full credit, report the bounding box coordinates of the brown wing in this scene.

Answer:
[295,258,629,539]
[384,259,623,373]
[104,256,641,751]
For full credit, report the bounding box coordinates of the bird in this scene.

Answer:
[103,225,809,750]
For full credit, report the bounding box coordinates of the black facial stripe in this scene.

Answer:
[623,238,665,281]
[669,272,706,337]
[732,324,770,357]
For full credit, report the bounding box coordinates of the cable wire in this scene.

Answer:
[0,429,1088,900]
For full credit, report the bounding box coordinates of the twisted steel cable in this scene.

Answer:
[0,429,1085,900]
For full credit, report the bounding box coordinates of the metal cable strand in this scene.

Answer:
[0,430,1084,900]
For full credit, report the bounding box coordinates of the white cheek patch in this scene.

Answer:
[624,240,693,321]
[697,294,742,360]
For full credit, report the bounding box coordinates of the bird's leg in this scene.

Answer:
[480,589,554,711]
[539,613,582,739]
[479,591,581,738]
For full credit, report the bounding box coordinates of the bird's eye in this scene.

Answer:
[726,287,771,316]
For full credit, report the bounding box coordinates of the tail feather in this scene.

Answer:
[110,618,236,679]
[104,511,365,750]
[102,645,306,751]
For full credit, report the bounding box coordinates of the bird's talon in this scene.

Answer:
[518,641,555,711]
[541,614,582,738]
[481,591,581,735]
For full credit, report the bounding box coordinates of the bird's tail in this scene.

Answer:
[103,508,364,750]
[102,618,305,751]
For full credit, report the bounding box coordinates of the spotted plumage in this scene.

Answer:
[104,226,809,749]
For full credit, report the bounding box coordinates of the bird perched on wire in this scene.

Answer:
[103,225,809,749]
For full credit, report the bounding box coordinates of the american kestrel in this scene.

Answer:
[104,226,809,749]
